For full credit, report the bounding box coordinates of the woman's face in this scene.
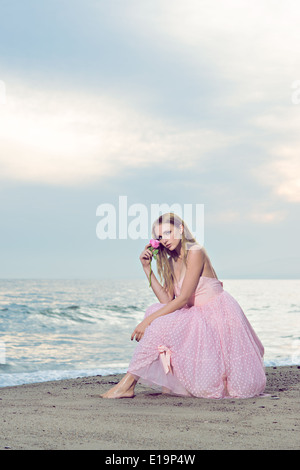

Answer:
[155,222,183,251]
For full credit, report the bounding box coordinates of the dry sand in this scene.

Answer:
[0,366,299,450]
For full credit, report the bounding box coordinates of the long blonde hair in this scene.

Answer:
[151,213,199,295]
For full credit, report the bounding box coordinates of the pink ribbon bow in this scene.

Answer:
[158,345,172,374]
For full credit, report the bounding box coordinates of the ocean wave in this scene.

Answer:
[0,367,128,388]
[0,302,144,330]
[1,278,299,388]
[1,358,299,388]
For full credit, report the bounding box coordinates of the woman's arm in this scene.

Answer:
[140,244,174,304]
[132,248,205,342]
[143,266,174,303]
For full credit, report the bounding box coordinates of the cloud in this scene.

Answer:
[253,149,300,203]
[112,0,300,106]
[207,208,286,226]
[0,79,236,187]
[1,1,299,207]
[248,209,286,224]
[250,107,300,203]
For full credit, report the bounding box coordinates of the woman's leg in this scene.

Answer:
[101,372,137,399]
[102,304,165,398]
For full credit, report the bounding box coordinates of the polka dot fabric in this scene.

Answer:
[128,277,266,398]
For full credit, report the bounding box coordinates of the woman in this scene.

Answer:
[102,213,266,399]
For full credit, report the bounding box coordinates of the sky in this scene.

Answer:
[0,0,299,280]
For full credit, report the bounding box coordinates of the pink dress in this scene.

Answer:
[128,276,266,398]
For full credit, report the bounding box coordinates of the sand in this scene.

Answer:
[0,366,299,450]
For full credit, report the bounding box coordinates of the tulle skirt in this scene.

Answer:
[128,291,266,398]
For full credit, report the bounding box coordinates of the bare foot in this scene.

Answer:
[101,373,137,399]
[100,384,135,398]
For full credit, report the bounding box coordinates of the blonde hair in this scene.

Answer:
[151,213,199,295]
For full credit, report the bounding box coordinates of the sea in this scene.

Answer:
[0,278,299,388]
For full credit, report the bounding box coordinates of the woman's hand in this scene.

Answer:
[131,318,151,342]
[139,243,153,269]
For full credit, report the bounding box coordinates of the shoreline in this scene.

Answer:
[0,365,299,450]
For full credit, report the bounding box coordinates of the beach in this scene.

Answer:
[0,365,299,450]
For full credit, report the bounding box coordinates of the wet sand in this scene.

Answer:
[0,366,299,450]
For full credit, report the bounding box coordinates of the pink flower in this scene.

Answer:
[149,239,160,249]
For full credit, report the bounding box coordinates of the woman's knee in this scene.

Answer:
[144,303,166,318]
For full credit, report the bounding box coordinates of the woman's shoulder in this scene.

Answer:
[186,243,206,263]
[187,242,202,250]
[189,245,218,279]
[186,243,206,255]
